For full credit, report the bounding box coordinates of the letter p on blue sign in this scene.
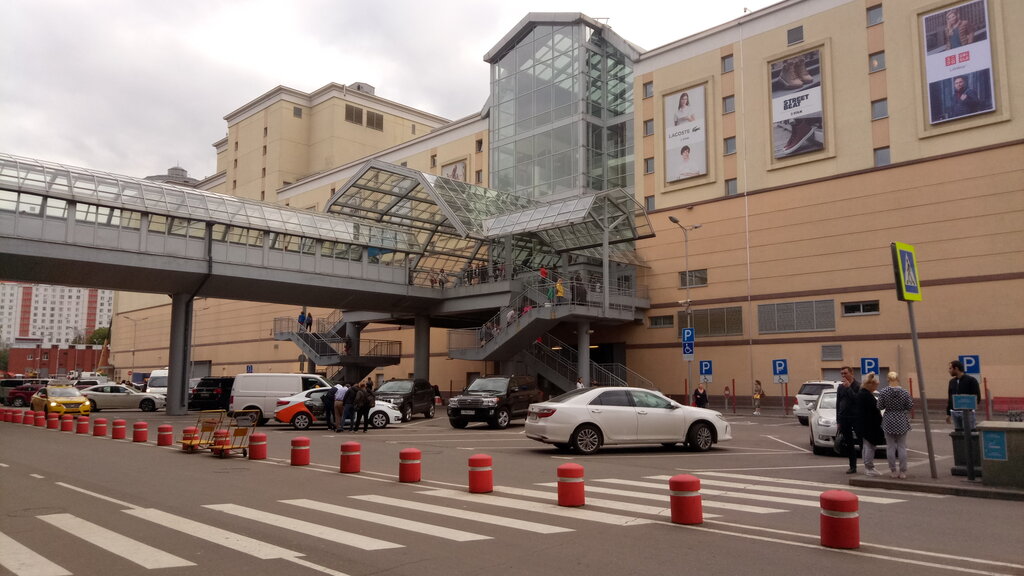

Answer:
[861,358,879,377]
[959,355,981,375]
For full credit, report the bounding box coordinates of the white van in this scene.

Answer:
[146,369,169,396]
[228,373,329,424]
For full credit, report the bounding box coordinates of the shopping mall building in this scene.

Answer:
[110,0,1023,407]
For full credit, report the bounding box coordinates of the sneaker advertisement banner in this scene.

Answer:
[770,49,824,159]
[921,0,995,124]
[663,84,707,182]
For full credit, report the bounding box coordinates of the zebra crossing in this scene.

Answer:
[0,472,928,575]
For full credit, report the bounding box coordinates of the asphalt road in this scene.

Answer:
[1,410,1021,576]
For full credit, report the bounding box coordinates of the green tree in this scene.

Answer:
[87,327,109,345]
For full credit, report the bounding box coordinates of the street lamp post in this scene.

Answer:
[669,216,702,395]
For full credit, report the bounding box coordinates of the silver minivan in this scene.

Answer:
[229,373,329,424]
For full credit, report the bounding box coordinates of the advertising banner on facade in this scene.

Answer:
[921,0,995,124]
[664,85,707,182]
[442,160,467,181]
[769,48,824,159]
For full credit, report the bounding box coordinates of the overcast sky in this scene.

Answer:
[1,0,778,181]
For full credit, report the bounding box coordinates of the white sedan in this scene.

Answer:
[525,387,732,455]
[272,387,403,430]
[80,384,165,412]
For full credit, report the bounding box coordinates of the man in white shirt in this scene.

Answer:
[332,382,348,431]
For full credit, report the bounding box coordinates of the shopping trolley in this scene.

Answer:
[181,410,226,453]
[210,410,259,458]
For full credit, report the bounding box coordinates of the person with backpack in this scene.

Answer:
[321,385,337,430]
[351,380,375,432]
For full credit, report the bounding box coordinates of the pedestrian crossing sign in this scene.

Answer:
[891,242,922,301]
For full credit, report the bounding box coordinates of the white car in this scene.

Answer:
[80,383,166,412]
[525,387,732,455]
[273,387,402,430]
[809,389,886,456]
[793,381,840,425]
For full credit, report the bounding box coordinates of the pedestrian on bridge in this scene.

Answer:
[305,311,313,332]
[297,310,307,331]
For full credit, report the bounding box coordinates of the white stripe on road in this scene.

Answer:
[55,482,139,509]
[349,494,573,534]
[281,499,490,542]
[685,471,948,498]
[419,488,653,526]
[658,477,904,504]
[0,532,71,576]
[203,503,401,550]
[597,478,821,508]
[122,508,301,560]
[37,513,194,569]
[537,482,783,514]
[493,485,722,519]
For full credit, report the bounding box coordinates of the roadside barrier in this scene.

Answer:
[180,426,197,450]
[399,448,422,482]
[557,463,585,507]
[820,490,860,549]
[76,416,90,434]
[35,411,46,427]
[291,437,310,466]
[157,425,174,446]
[24,410,35,426]
[93,418,108,436]
[133,422,149,443]
[468,454,493,493]
[669,474,703,524]
[60,415,74,432]
[248,433,267,460]
[47,413,60,430]
[339,441,360,473]
[12,410,24,425]
[1,407,8,422]
[111,419,127,440]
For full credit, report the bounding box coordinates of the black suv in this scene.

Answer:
[447,375,541,429]
[374,378,435,422]
[188,377,234,411]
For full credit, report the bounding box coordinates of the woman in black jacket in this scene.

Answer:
[854,373,885,477]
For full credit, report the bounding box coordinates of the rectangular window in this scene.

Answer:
[643,119,655,136]
[411,125,416,135]
[758,299,835,333]
[366,110,384,131]
[866,5,883,26]
[679,306,743,337]
[678,269,708,288]
[787,26,804,45]
[842,300,880,316]
[400,161,408,167]
[643,82,654,99]
[822,345,843,362]
[293,106,302,118]
[874,147,891,167]
[869,51,886,73]
[475,169,483,184]
[724,137,736,155]
[475,139,484,153]
[722,54,734,73]
[430,155,437,168]
[644,195,655,211]
[263,127,268,137]
[649,315,674,328]
[262,145,266,156]
[345,104,363,125]
[725,178,738,195]
[644,157,655,174]
[722,95,735,114]
[871,99,888,120]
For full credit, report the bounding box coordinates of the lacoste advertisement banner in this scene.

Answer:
[770,48,824,159]
[664,85,707,183]
[921,0,995,124]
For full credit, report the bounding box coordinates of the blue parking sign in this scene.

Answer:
[959,355,980,375]
[772,359,788,376]
[861,358,879,377]
[681,328,695,343]
[699,361,713,375]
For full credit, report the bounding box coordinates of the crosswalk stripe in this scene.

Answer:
[689,471,946,498]
[349,494,573,534]
[122,508,302,560]
[537,482,782,514]
[418,488,654,526]
[669,477,905,504]
[494,485,721,519]
[37,513,194,569]
[281,499,490,542]
[203,504,402,550]
[0,531,71,576]
[595,478,821,508]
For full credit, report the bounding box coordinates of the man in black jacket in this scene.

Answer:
[946,360,981,427]
[837,366,861,474]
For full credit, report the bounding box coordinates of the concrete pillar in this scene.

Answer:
[166,293,191,416]
[345,322,362,357]
[414,315,430,382]
[577,320,591,386]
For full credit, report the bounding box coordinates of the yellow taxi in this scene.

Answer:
[30,385,92,416]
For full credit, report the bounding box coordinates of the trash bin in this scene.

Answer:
[949,409,982,478]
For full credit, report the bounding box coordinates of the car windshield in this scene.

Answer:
[466,378,508,394]
[798,383,832,396]
[376,381,413,394]
[817,392,838,410]
[48,387,84,398]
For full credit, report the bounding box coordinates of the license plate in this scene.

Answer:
[461,409,475,416]
[527,413,537,421]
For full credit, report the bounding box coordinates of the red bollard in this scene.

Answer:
[157,425,174,446]
[111,419,127,439]
[291,437,310,466]
[399,448,422,482]
[47,413,60,429]
[1,407,8,422]
[248,432,267,460]
[557,463,585,507]
[339,441,361,473]
[669,474,703,524]
[24,410,36,426]
[60,415,74,432]
[468,454,493,493]
[181,426,197,451]
[210,429,229,456]
[76,416,90,434]
[35,411,46,427]
[133,421,149,443]
[820,490,860,549]
[93,418,108,436]
[11,410,23,425]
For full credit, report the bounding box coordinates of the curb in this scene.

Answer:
[849,477,1024,502]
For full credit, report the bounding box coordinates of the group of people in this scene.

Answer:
[296,310,314,331]
[321,379,376,432]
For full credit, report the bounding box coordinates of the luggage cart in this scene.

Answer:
[210,410,259,458]
[181,410,226,453]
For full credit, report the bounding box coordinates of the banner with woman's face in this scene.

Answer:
[663,85,707,183]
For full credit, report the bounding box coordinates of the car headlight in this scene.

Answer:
[50,401,58,407]
[480,398,498,407]
[816,416,835,427]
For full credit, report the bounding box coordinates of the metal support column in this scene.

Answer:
[167,293,191,416]
[577,320,591,386]
[414,315,431,382]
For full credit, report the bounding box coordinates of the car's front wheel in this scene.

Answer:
[686,422,714,451]
[370,410,389,429]
[139,399,156,412]
[489,408,511,429]
[449,418,468,429]
[291,412,312,430]
[401,405,412,422]
[798,416,809,426]
[89,399,99,411]
[570,424,602,455]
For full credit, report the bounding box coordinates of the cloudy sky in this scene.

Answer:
[1,0,777,181]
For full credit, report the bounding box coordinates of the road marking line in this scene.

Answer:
[681,472,948,498]
[203,503,402,550]
[418,488,654,526]
[284,556,353,575]
[29,474,45,479]
[763,435,810,452]
[596,478,820,508]
[540,482,783,514]
[37,513,194,569]
[492,485,719,518]
[0,463,9,468]
[123,508,301,560]
[282,499,490,542]
[55,482,139,509]
[666,478,904,504]
[0,531,71,576]
[350,494,572,534]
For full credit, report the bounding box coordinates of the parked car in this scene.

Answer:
[188,376,234,411]
[373,378,436,422]
[145,369,169,396]
[80,384,165,412]
[525,386,732,455]
[71,379,105,390]
[447,375,542,429]
[1,378,49,405]
[809,389,886,456]
[273,387,401,430]
[7,382,48,407]
[229,373,331,424]
[30,385,91,416]
[793,381,840,425]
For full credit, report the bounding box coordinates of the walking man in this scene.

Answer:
[837,366,861,473]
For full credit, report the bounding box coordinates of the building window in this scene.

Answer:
[679,269,708,288]
[411,125,416,135]
[644,157,655,174]
[475,169,483,184]
[758,299,835,333]
[822,345,844,362]
[843,300,880,316]
[644,195,655,211]
[233,159,237,168]
[722,54,734,73]
[260,190,265,201]
[475,139,484,153]
[871,99,888,120]
[430,155,437,168]
[232,180,236,190]
[643,119,655,136]
[400,161,408,167]
[722,95,735,114]
[874,147,891,167]
[293,106,302,118]
[262,145,267,156]
[649,315,674,328]
[234,141,238,151]
[725,178,738,195]
[724,137,736,155]
[867,5,883,26]
[679,306,743,337]
[643,82,654,99]
[263,127,268,137]
[366,110,384,131]
[787,26,804,45]
[345,104,363,125]
[261,168,266,177]
[869,51,886,73]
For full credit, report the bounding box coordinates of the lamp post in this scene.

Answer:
[669,216,702,394]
